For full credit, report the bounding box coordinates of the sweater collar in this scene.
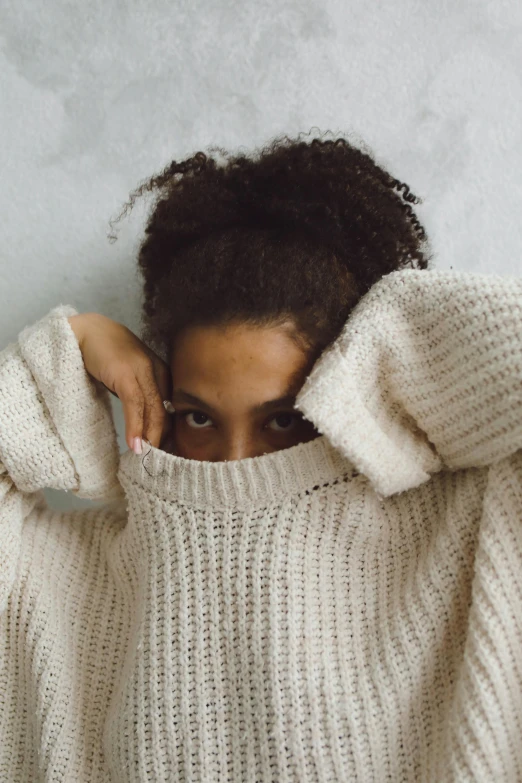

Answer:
[117,434,359,509]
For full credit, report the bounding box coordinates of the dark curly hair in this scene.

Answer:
[108,130,434,365]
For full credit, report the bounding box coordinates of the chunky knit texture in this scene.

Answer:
[1,268,521,782]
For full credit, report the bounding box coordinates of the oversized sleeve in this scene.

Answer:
[295,268,522,498]
[0,304,124,614]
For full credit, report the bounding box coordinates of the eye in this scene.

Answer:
[267,413,299,432]
[181,411,214,429]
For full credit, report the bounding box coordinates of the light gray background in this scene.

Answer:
[1,0,521,511]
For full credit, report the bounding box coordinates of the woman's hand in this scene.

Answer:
[67,313,173,453]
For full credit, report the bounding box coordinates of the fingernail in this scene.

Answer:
[133,437,142,455]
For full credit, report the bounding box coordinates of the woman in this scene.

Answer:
[1,132,521,782]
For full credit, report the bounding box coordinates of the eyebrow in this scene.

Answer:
[171,388,299,415]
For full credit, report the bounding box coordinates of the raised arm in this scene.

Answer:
[295,268,522,498]
[0,304,123,614]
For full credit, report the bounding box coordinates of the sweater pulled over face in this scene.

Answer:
[1,268,521,783]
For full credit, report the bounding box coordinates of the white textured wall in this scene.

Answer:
[1,0,521,511]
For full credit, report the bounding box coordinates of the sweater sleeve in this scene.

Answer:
[0,304,124,614]
[295,268,522,498]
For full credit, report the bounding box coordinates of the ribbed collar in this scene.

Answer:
[117,435,359,510]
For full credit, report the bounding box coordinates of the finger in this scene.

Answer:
[115,371,146,452]
[149,358,173,446]
[135,361,168,450]
[151,357,173,405]
[159,400,174,445]
[160,420,176,453]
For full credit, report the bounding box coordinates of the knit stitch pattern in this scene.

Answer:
[0,269,521,782]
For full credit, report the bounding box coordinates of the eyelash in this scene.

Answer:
[178,410,212,428]
[176,410,300,430]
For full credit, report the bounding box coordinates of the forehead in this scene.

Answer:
[170,322,311,402]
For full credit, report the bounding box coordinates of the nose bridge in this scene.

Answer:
[219,426,259,462]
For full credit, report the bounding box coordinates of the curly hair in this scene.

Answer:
[108,130,434,365]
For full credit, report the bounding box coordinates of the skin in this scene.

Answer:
[159,320,320,461]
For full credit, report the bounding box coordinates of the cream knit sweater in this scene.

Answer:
[1,268,521,783]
